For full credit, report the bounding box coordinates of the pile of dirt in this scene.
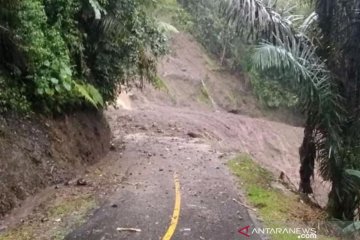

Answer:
[0,110,110,217]
[137,33,303,127]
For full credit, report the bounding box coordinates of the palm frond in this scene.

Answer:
[222,0,300,42]
[88,0,107,20]
[75,83,104,108]
[252,40,344,182]
[298,11,318,34]
[157,21,179,34]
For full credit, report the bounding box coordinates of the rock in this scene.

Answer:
[111,204,118,208]
[228,109,242,114]
[139,126,148,130]
[76,178,88,186]
[159,168,164,172]
[187,132,201,138]
[110,143,116,151]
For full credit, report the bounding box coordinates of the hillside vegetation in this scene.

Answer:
[0,0,166,113]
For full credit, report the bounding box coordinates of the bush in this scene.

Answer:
[0,74,30,113]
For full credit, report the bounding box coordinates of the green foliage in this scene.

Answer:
[16,1,81,111]
[0,74,30,113]
[228,154,332,240]
[0,0,166,113]
[250,71,298,108]
[83,0,168,101]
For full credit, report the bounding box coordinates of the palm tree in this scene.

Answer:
[223,0,360,220]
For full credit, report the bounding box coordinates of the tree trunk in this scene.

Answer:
[299,124,316,194]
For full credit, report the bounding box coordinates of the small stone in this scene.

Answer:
[181,228,191,232]
[76,178,87,186]
[187,132,201,138]
[111,204,118,208]
[139,126,147,130]
[110,144,116,151]
[159,168,164,172]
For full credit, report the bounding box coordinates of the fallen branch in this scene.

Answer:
[116,227,142,232]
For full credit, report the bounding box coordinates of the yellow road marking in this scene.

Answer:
[162,173,181,240]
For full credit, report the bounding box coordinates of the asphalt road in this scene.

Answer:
[65,131,262,240]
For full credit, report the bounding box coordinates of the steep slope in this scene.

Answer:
[136,33,303,126]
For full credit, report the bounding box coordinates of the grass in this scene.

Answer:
[153,76,169,92]
[47,195,95,219]
[228,154,334,240]
[197,86,211,105]
[0,226,34,240]
[0,195,96,240]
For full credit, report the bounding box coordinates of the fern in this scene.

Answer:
[75,83,104,108]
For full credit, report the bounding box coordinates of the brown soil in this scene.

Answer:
[121,32,328,206]
[139,33,304,126]
[0,110,110,218]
